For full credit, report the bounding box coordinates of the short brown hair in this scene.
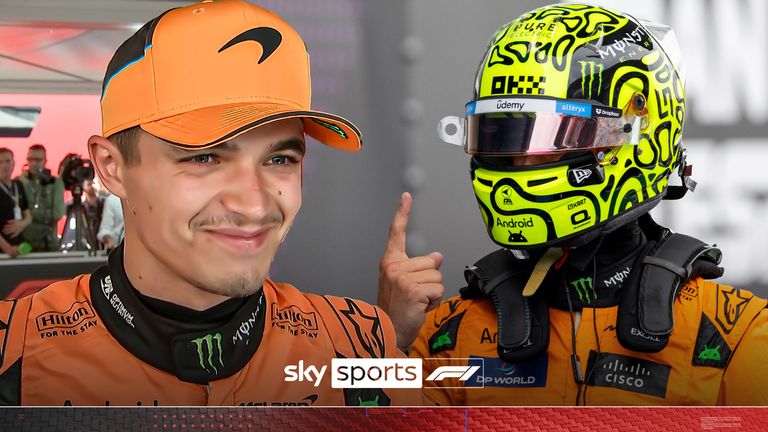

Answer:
[107,126,142,166]
[28,144,46,154]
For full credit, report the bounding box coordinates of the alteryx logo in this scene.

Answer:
[191,333,224,375]
[556,100,591,118]
[464,355,547,388]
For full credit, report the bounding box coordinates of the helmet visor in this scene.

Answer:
[440,97,643,155]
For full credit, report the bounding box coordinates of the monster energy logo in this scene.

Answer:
[311,119,348,139]
[579,61,604,99]
[570,277,594,303]
[431,331,452,350]
[697,344,721,362]
[191,333,224,375]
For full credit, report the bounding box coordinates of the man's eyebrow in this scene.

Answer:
[164,141,241,156]
[269,138,306,155]
[164,137,304,156]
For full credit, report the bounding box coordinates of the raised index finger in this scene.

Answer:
[385,192,412,258]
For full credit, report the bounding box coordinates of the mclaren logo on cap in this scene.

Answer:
[218,27,283,64]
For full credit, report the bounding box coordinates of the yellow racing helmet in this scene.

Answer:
[438,3,694,249]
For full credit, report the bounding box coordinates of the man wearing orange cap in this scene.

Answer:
[0,0,421,406]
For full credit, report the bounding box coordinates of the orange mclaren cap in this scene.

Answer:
[100,0,361,151]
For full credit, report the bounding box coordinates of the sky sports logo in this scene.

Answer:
[284,358,484,389]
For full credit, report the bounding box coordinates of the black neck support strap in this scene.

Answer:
[461,215,723,359]
[615,216,723,352]
[461,249,549,362]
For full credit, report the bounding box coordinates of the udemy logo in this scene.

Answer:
[191,333,224,375]
[218,27,282,64]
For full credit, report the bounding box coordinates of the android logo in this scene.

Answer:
[357,395,380,406]
[507,230,528,243]
[698,344,721,361]
[431,331,452,350]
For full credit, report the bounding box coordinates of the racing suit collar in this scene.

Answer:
[90,244,268,384]
[547,222,647,310]
[134,286,248,325]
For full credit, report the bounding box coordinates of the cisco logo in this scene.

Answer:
[587,352,671,398]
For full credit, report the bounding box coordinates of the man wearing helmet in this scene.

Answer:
[379,3,768,405]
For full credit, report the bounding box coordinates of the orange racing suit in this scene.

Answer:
[411,225,768,406]
[0,246,424,406]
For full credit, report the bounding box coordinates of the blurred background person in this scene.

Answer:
[64,178,106,250]
[0,148,31,257]
[96,193,123,251]
[18,144,65,252]
[82,179,106,248]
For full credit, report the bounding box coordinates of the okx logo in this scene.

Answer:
[579,61,604,99]
[569,277,594,303]
[192,333,224,375]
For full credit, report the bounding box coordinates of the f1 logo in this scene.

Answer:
[425,366,481,382]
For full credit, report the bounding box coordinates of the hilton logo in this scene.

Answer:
[36,301,96,331]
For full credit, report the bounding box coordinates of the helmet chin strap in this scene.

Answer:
[519,230,612,297]
[522,247,565,297]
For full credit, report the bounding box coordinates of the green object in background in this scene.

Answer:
[18,242,33,255]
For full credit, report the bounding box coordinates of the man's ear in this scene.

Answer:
[88,135,127,198]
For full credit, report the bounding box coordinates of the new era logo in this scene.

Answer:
[571,168,592,184]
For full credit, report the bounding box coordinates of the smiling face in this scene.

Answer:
[112,119,305,299]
